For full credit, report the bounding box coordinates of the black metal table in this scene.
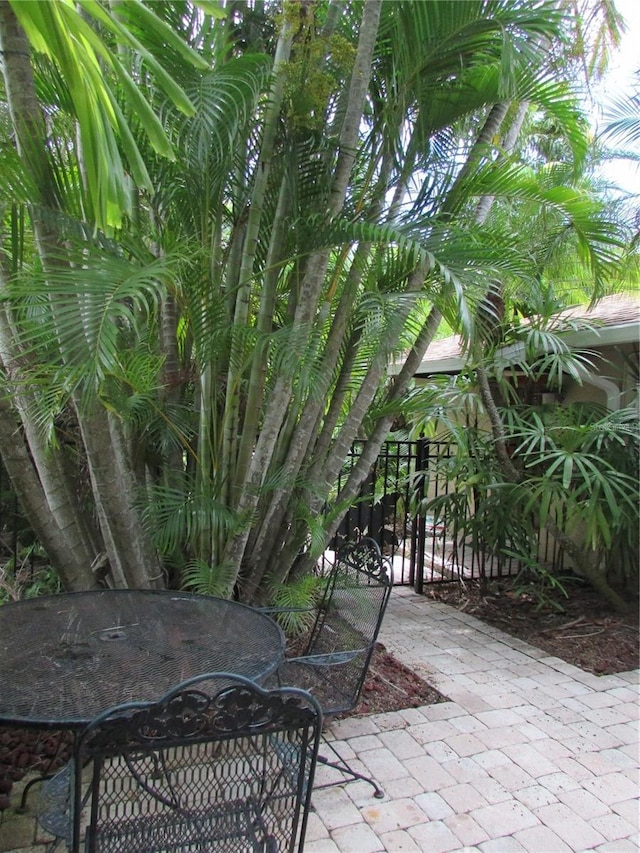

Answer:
[0,590,286,729]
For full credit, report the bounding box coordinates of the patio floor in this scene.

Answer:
[1,586,638,852]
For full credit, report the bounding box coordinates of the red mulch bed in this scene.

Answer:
[429,577,639,676]
[346,642,447,716]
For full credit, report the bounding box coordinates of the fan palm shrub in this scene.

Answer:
[410,307,639,613]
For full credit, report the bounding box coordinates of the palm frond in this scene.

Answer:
[182,559,238,597]
[600,85,640,147]
[11,0,205,227]
[144,484,240,557]
[5,246,178,389]
[265,573,324,636]
[177,54,272,169]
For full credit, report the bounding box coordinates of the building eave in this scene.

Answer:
[402,320,639,379]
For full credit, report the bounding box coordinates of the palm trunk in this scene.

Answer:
[222,20,293,497]
[223,1,383,583]
[474,101,530,223]
[234,175,291,488]
[0,261,99,580]
[0,394,97,589]
[329,0,382,210]
[268,304,444,586]
[545,520,629,613]
[471,100,530,484]
[0,7,100,588]
[0,2,56,206]
[319,263,428,488]
[439,102,511,220]
[475,365,522,483]
[257,98,526,592]
[241,243,370,583]
[77,405,163,588]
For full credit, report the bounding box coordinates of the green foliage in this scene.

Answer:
[413,426,538,587]
[513,405,639,565]
[5,244,176,396]
[266,572,325,636]
[182,559,238,598]
[416,393,639,608]
[143,484,241,564]
[505,551,571,613]
[282,28,355,133]
[0,558,61,604]
[0,0,634,599]
[601,80,640,147]
[9,0,206,228]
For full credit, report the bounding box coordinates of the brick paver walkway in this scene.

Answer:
[305,588,639,852]
[1,587,638,852]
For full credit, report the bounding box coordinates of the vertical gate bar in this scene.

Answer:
[414,438,428,594]
[400,441,413,584]
[405,441,415,586]
[431,440,442,580]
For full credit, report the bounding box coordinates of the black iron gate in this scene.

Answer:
[328,438,561,590]
[328,438,476,587]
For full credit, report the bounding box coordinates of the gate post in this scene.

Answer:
[413,438,429,594]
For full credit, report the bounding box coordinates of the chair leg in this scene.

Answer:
[314,736,384,799]
[16,732,72,814]
[16,775,47,813]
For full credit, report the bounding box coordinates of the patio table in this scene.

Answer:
[0,589,285,729]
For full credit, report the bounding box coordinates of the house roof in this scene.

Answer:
[402,293,640,377]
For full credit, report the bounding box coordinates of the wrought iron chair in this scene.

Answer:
[268,537,393,798]
[37,672,322,852]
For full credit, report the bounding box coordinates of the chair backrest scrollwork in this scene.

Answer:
[73,672,322,853]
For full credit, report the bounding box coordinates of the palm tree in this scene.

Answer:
[0,0,204,588]
[0,1,629,601]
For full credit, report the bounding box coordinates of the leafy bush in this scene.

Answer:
[417,403,639,612]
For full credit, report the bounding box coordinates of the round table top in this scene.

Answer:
[0,589,285,729]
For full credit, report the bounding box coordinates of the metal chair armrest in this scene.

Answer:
[255,605,316,614]
[288,649,366,667]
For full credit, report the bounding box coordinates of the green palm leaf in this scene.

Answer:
[10,0,205,227]
[5,247,178,390]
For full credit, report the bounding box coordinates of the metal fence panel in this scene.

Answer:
[325,439,563,590]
